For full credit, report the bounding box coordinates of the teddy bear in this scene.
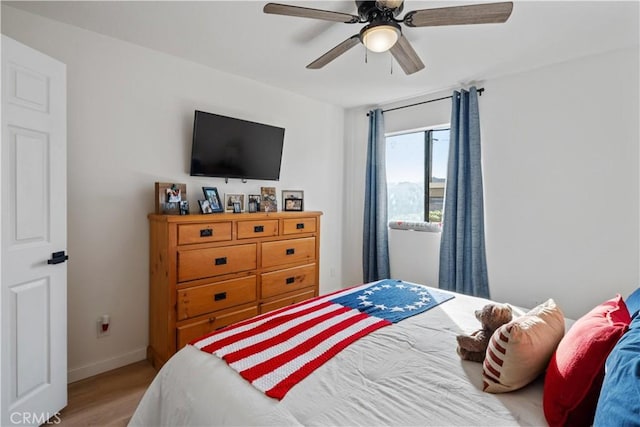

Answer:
[456,303,513,362]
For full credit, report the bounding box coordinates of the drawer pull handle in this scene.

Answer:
[296,223,305,230]
[200,228,213,237]
[286,248,295,255]
[254,225,264,233]
[214,292,227,301]
[286,277,295,284]
[215,257,227,265]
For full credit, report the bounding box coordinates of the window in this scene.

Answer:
[386,128,450,223]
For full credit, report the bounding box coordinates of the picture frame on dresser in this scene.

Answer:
[282,190,303,201]
[248,194,261,213]
[225,193,245,212]
[260,187,277,212]
[202,187,223,213]
[283,190,304,212]
[155,182,187,214]
[198,199,213,214]
[179,201,189,215]
[284,198,303,211]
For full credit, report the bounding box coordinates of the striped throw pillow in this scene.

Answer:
[483,299,565,393]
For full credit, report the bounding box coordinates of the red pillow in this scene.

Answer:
[543,295,631,427]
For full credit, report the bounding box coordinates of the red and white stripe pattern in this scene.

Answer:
[482,325,511,391]
[191,283,391,400]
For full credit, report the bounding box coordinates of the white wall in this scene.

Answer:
[482,48,639,319]
[344,48,639,320]
[388,229,441,286]
[2,6,346,382]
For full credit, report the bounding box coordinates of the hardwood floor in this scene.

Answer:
[58,360,157,426]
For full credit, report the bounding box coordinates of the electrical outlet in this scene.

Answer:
[97,319,110,338]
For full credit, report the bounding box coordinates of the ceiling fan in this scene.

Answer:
[264,1,513,75]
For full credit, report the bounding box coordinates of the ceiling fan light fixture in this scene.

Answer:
[361,23,400,53]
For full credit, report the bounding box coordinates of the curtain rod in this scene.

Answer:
[366,87,484,116]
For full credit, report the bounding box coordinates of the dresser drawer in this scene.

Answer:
[177,276,257,320]
[178,222,232,245]
[238,219,278,239]
[176,305,259,349]
[261,263,316,299]
[261,237,316,268]
[260,289,316,314]
[237,220,279,240]
[282,217,317,235]
[178,244,257,282]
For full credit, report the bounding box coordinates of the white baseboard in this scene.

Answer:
[67,347,147,383]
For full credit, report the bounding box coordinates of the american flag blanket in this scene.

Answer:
[191,280,454,399]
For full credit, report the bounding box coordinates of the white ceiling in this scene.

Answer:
[7,0,640,108]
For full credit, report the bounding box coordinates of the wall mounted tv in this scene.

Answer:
[190,110,285,181]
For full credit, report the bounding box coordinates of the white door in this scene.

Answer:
[1,36,67,426]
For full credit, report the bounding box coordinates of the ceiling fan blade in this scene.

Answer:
[307,35,361,69]
[264,3,359,23]
[404,2,513,27]
[389,35,425,75]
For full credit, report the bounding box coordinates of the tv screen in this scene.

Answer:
[190,110,285,180]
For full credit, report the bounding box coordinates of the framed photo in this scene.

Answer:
[260,187,277,212]
[202,187,223,213]
[282,190,303,201]
[155,182,186,214]
[225,193,245,212]
[248,194,261,213]
[282,190,304,211]
[179,200,189,215]
[284,198,303,212]
[198,199,213,214]
[232,201,242,213]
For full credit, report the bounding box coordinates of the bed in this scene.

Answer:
[131,280,588,426]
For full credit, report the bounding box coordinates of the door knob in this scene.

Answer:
[47,251,69,265]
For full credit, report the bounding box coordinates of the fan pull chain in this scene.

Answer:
[365,49,368,64]
[390,55,393,74]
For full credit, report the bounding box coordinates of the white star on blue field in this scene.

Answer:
[331,280,454,323]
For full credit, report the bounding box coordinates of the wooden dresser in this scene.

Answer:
[147,211,322,369]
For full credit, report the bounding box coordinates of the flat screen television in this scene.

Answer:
[190,110,285,181]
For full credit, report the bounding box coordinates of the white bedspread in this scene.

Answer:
[130,287,558,426]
